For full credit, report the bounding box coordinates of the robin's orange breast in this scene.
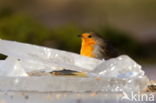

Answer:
[80,39,96,58]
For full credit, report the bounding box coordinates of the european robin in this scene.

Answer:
[42,32,118,77]
[79,32,118,59]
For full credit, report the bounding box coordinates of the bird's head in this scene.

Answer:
[78,32,103,45]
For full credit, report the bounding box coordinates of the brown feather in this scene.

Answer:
[83,32,119,59]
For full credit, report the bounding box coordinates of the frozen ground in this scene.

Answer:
[0,91,155,103]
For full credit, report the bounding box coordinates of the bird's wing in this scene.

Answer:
[98,40,119,59]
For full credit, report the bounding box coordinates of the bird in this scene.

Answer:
[79,32,118,60]
[48,32,118,77]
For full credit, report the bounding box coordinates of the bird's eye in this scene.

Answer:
[88,35,92,38]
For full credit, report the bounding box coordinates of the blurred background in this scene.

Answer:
[0,0,156,78]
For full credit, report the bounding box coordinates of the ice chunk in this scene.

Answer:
[0,76,148,92]
[90,55,149,92]
[0,39,101,72]
[74,57,103,71]
[0,57,28,77]
[93,55,144,78]
[0,40,149,93]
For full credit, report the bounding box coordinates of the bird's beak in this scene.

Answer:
[77,34,82,38]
